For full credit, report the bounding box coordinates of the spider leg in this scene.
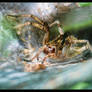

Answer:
[14,21,49,45]
[7,14,50,45]
[49,20,64,35]
[14,21,44,30]
[73,39,92,51]
[7,14,44,25]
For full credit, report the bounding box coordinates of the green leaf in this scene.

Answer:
[71,82,89,89]
[79,3,92,7]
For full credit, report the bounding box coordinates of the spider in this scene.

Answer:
[7,14,91,63]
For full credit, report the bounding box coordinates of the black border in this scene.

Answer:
[0,0,92,2]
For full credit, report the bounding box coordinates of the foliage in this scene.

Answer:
[79,3,92,7]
